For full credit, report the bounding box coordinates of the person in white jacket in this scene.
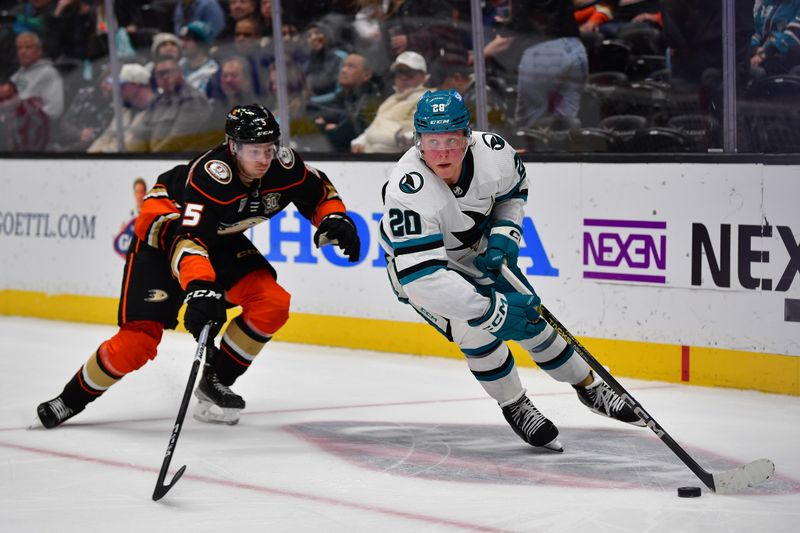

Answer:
[10,32,64,120]
[350,51,427,154]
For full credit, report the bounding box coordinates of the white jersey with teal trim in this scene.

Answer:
[380,131,528,322]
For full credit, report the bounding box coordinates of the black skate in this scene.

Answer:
[31,397,83,429]
[501,394,563,452]
[575,377,645,427]
[193,364,245,425]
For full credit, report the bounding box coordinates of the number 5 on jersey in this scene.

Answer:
[183,203,204,227]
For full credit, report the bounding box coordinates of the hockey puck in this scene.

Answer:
[677,486,701,498]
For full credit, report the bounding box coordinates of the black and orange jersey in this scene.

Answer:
[133,143,347,289]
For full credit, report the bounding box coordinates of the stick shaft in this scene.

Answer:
[152,323,211,501]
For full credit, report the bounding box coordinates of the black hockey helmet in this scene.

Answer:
[225,104,280,144]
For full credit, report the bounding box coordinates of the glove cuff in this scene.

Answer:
[468,290,507,333]
[489,222,522,245]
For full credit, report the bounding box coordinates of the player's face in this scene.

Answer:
[235,142,277,183]
[418,132,468,185]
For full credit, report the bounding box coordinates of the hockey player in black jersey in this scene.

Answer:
[34,104,361,428]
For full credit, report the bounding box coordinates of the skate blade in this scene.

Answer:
[193,400,240,425]
[27,416,44,430]
[541,438,564,453]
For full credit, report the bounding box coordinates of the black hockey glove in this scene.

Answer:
[183,280,226,340]
[313,212,361,262]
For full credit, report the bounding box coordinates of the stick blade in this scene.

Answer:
[152,465,187,501]
[712,458,775,494]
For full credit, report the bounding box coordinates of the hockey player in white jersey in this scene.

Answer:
[380,89,644,451]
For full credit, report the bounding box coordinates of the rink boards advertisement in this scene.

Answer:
[0,158,798,394]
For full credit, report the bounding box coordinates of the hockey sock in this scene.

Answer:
[517,323,591,383]
[216,316,272,386]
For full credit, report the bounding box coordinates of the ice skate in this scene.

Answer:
[575,376,645,427]
[501,394,563,452]
[30,397,83,429]
[193,364,245,425]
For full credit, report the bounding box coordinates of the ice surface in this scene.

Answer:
[1,317,798,532]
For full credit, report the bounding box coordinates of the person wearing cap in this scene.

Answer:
[150,32,182,62]
[88,63,156,153]
[351,50,428,153]
[179,21,219,94]
[128,54,212,153]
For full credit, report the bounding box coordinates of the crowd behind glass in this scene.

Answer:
[0,0,798,155]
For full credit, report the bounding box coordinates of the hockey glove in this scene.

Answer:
[475,222,522,278]
[183,280,227,340]
[468,289,545,342]
[314,212,361,262]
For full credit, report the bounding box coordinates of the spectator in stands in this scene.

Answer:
[152,32,181,60]
[88,63,156,153]
[50,0,143,62]
[2,1,58,76]
[203,55,258,143]
[0,78,50,151]
[128,55,211,152]
[310,51,382,152]
[350,50,427,153]
[351,0,392,76]
[231,16,272,96]
[173,0,226,42]
[500,0,587,129]
[662,0,754,88]
[303,21,345,105]
[208,55,258,116]
[263,58,307,120]
[179,21,218,94]
[11,32,64,120]
[428,52,508,132]
[383,0,470,66]
[220,0,260,42]
[146,32,182,74]
[52,70,113,151]
[750,0,800,77]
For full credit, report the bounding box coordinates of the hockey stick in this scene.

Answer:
[499,264,775,494]
[152,322,212,501]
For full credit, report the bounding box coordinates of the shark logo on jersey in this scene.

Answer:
[144,289,169,302]
[449,211,488,251]
[399,172,424,194]
[482,133,505,151]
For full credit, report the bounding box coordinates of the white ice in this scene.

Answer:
[1,316,798,532]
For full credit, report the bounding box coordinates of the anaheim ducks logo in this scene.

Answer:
[277,146,295,169]
[144,289,169,302]
[205,160,232,184]
[399,172,424,194]
[481,133,505,151]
